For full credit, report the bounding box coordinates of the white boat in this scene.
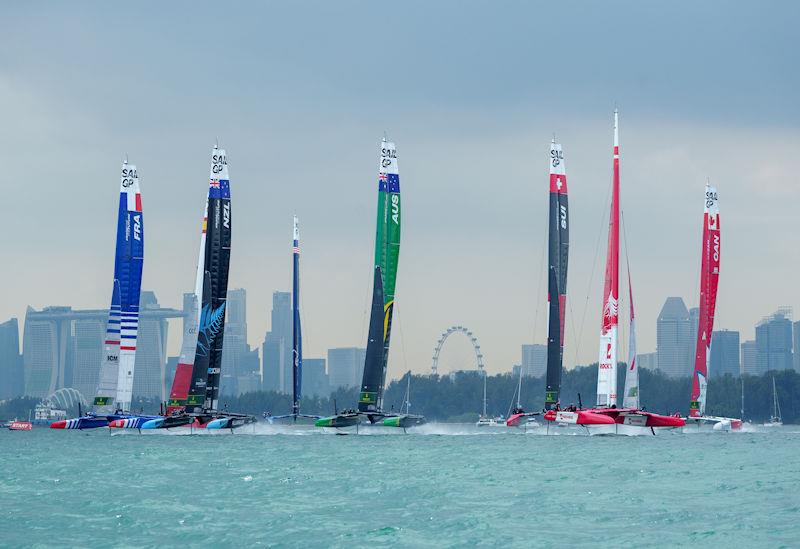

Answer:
[475,373,504,427]
[764,377,782,427]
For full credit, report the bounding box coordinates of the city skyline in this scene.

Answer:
[2,290,797,402]
[2,3,799,379]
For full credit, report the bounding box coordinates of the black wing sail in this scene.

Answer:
[544,141,569,411]
[358,266,386,414]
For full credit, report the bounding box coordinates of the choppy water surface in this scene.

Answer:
[1,425,798,547]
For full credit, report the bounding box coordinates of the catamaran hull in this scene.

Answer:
[382,414,426,428]
[206,415,257,430]
[108,416,160,429]
[684,416,742,432]
[506,413,540,428]
[315,414,360,428]
[50,414,130,430]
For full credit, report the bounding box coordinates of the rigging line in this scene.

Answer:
[394,301,411,382]
[531,211,548,344]
[573,169,614,368]
[506,376,519,419]
[620,210,630,370]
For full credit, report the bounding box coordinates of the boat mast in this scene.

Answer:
[292,215,302,419]
[482,372,488,417]
[596,109,620,408]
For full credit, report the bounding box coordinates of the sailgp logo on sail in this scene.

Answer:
[391,194,399,224]
[551,148,563,168]
[196,303,226,357]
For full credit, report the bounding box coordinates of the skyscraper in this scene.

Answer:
[755,309,793,372]
[302,358,329,397]
[656,297,692,377]
[327,347,366,390]
[69,316,105,400]
[261,291,292,394]
[794,321,800,372]
[637,352,658,370]
[521,344,546,377]
[710,329,740,377]
[131,291,170,401]
[220,289,260,396]
[688,306,700,372]
[741,340,758,375]
[23,306,71,398]
[22,300,181,401]
[0,318,23,399]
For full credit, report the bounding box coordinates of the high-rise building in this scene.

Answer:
[302,358,328,398]
[165,356,179,391]
[688,307,700,368]
[710,330,740,377]
[261,291,292,394]
[23,306,71,398]
[22,299,181,401]
[327,347,366,390]
[219,289,260,397]
[656,297,692,377]
[741,340,758,375]
[0,318,24,399]
[755,309,793,372]
[262,333,283,392]
[638,352,658,370]
[794,320,800,372]
[69,316,105,400]
[521,344,546,377]
[132,291,170,401]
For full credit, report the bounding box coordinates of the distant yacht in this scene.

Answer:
[764,377,783,427]
[476,373,503,427]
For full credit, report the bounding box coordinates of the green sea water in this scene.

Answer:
[1,425,798,548]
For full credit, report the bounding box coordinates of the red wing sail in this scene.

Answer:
[690,184,720,417]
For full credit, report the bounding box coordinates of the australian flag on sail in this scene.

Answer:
[378,173,400,193]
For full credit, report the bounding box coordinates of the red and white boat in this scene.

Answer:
[684,183,741,431]
[544,110,684,435]
[7,420,33,431]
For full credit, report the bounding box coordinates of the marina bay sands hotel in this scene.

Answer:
[20,292,183,402]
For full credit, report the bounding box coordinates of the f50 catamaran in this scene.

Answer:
[508,139,569,428]
[317,138,424,430]
[52,159,148,430]
[268,216,320,424]
[544,111,683,433]
[112,146,255,431]
[684,184,741,431]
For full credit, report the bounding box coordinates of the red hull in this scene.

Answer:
[543,410,615,425]
[506,413,528,427]
[545,408,684,428]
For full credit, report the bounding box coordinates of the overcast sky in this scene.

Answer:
[2,2,799,379]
